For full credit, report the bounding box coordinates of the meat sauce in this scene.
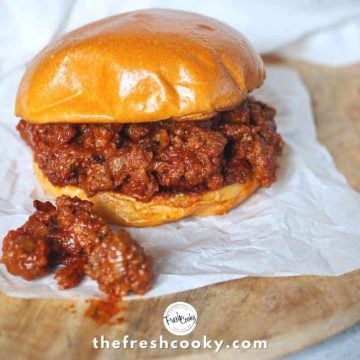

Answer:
[1,196,154,296]
[17,98,284,201]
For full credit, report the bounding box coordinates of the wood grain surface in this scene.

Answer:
[0,59,359,360]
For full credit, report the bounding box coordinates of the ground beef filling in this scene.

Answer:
[1,196,154,297]
[17,98,284,201]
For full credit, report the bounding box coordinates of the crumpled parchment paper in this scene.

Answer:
[1,66,359,300]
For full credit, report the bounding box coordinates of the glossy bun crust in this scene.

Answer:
[16,9,265,124]
[34,163,258,227]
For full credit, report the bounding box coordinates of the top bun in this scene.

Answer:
[15,9,265,124]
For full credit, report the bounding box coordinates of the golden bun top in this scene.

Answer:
[15,9,265,124]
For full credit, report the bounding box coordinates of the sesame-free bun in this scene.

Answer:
[16,9,265,124]
[34,163,258,227]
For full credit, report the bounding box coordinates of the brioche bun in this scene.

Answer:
[34,162,258,227]
[16,9,265,124]
[18,9,265,226]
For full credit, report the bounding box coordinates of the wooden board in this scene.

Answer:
[0,59,359,359]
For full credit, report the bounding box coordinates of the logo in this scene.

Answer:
[163,302,197,336]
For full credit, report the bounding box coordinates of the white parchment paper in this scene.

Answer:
[0,66,359,300]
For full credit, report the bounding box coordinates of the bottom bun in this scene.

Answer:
[34,162,258,227]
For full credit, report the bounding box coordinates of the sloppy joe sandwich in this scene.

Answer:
[15,9,284,226]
